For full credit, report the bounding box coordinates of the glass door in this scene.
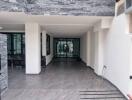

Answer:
[54,38,80,58]
[66,40,73,57]
[56,40,67,57]
[7,33,25,55]
[6,33,25,69]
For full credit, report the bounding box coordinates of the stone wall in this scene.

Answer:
[0,34,8,95]
[0,0,115,16]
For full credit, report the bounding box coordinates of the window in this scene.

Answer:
[7,33,25,55]
[13,34,22,54]
[126,0,132,9]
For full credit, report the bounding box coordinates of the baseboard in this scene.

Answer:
[46,57,53,66]
[80,59,94,70]
[26,70,41,75]
[81,59,87,65]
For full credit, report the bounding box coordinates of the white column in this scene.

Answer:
[42,31,46,56]
[86,31,91,66]
[25,23,41,74]
[94,30,104,76]
[93,19,112,75]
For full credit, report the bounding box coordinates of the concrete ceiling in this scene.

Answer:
[42,25,91,37]
[0,12,112,37]
[0,24,24,32]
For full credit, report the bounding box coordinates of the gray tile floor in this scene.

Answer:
[2,61,127,100]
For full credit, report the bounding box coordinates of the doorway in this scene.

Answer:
[53,38,80,59]
[2,33,25,70]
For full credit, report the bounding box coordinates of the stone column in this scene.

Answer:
[0,34,8,95]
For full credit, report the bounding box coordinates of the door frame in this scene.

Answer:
[53,38,80,58]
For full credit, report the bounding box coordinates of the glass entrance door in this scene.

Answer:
[54,38,80,58]
[57,40,67,57]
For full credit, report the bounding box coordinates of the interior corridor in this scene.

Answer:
[2,60,126,100]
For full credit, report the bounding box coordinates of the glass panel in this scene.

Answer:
[54,38,80,58]
[56,40,67,57]
[13,34,21,54]
[72,39,80,57]
[61,40,67,57]
[67,40,73,57]
[126,0,132,9]
[57,41,61,57]
[22,35,25,55]
[46,34,50,55]
[7,35,12,55]
[7,33,25,55]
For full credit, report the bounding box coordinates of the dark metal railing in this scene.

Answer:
[0,54,1,75]
[130,76,132,79]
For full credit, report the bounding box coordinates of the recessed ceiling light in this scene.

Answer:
[0,27,3,30]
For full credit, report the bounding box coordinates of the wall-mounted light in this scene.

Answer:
[0,27,3,30]
[116,0,120,2]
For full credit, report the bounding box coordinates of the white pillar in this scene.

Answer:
[86,31,91,66]
[94,30,104,76]
[25,23,41,74]
[42,31,46,56]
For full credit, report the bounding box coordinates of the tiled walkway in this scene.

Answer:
[2,61,126,100]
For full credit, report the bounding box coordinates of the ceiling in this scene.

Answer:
[0,12,112,37]
[0,24,24,32]
[43,25,91,37]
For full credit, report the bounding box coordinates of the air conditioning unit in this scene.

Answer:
[125,0,132,13]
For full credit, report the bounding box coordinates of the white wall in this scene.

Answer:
[129,40,132,94]
[87,32,91,66]
[90,31,96,69]
[0,30,24,33]
[46,35,53,65]
[94,30,106,75]
[80,32,91,66]
[80,33,87,63]
[42,31,53,65]
[42,31,47,57]
[94,31,99,74]
[87,15,132,97]
[103,14,132,97]
[25,23,41,74]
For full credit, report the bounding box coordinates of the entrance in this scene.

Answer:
[54,38,80,58]
[2,33,25,70]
